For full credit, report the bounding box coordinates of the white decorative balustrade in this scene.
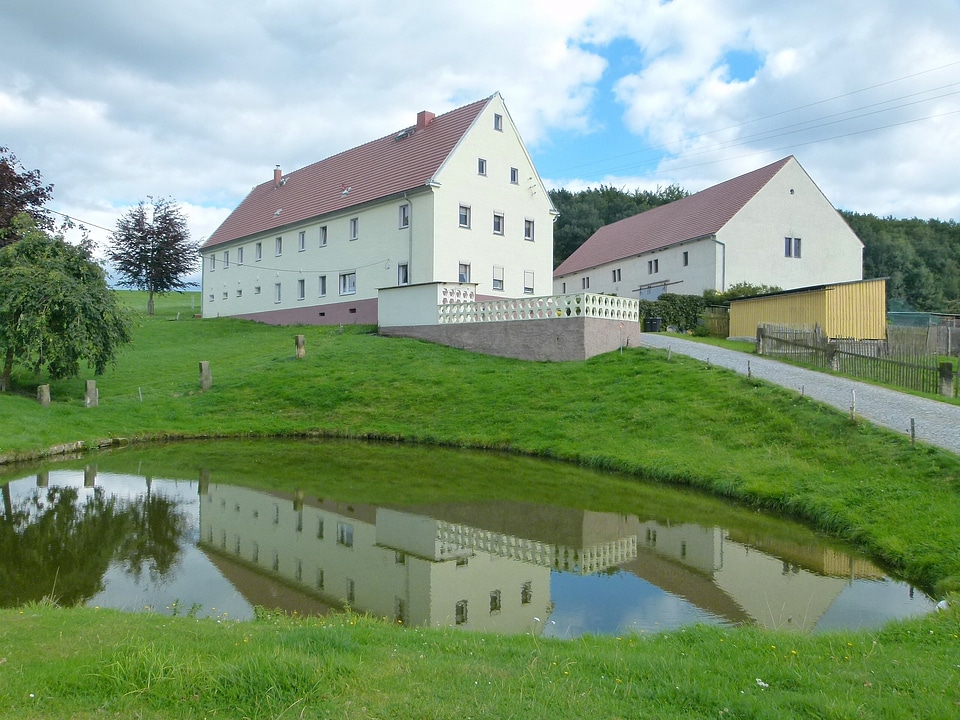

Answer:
[437,292,640,325]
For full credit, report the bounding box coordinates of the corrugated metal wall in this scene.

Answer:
[729,279,886,340]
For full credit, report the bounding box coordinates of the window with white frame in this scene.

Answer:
[237,246,244,265]
[493,213,504,235]
[494,113,503,131]
[510,167,519,184]
[458,263,471,283]
[297,278,305,300]
[459,205,471,228]
[524,219,534,241]
[785,237,801,258]
[492,265,504,291]
[337,522,354,547]
[318,275,326,297]
[582,276,590,290]
[399,204,410,229]
[478,158,487,176]
[648,259,659,274]
[349,218,359,240]
[255,242,262,261]
[275,236,282,256]
[319,226,327,247]
[274,283,281,303]
[209,255,216,271]
[612,268,621,282]
[298,230,306,251]
[523,270,534,294]
[340,272,356,295]
[683,250,689,266]
[223,250,229,268]
[398,263,409,285]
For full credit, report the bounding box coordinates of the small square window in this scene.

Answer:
[255,242,262,261]
[493,213,504,235]
[510,167,519,184]
[524,219,534,242]
[221,291,228,300]
[523,270,534,294]
[318,275,327,297]
[254,285,261,295]
[298,230,306,251]
[319,226,327,247]
[236,288,242,298]
[492,265,504,291]
[478,158,487,176]
[399,204,410,229]
[494,113,503,131]
[297,278,305,300]
[459,205,471,228]
[275,236,282,256]
[458,263,471,283]
[340,272,356,295]
[349,217,359,240]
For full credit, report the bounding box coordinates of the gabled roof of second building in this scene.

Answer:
[553,156,795,276]
[203,96,492,249]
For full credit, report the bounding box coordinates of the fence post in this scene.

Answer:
[37,384,51,407]
[940,361,955,397]
[295,334,306,359]
[756,326,764,355]
[199,361,212,391]
[85,380,98,408]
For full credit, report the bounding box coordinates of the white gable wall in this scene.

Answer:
[720,158,863,290]
[431,95,555,298]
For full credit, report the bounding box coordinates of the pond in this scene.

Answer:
[0,439,934,637]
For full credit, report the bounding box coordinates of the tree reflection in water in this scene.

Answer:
[0,479,185,607]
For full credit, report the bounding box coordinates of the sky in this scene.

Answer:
[3,0,960,270]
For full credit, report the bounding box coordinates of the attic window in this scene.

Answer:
[274,208,282,216]
[494,113,503,131]
[395,128,414,141]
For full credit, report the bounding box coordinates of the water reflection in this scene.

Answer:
[0,446,935,636]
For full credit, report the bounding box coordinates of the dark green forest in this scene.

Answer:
[549,186,960,313]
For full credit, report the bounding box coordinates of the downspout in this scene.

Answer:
[403,192,413,283]
[713,237,726,292]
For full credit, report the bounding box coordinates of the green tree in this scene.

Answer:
[108,197,199,316]
[0,214,132,392]
[0,146,53,248]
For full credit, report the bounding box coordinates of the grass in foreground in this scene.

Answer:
[2,602,958,719]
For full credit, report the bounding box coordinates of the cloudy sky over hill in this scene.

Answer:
[2,0,959,259]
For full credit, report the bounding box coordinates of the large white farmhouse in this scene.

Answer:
[201,93,557,325]
[553,156,863,300]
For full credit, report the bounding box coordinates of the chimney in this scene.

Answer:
[274,165,282,188]
[416,110,435,129]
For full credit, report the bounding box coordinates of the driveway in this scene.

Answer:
[639,333,960,457]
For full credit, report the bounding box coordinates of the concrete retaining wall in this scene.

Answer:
[380,316,641,362]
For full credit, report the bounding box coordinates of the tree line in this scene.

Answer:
[551,185,960,313]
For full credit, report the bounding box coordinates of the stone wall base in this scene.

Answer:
[380,317,641,362]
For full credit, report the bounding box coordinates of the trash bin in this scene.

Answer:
[649,317,663,332]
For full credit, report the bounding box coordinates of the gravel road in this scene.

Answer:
[639,333,960,457]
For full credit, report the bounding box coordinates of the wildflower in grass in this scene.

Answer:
[756,678,769,689]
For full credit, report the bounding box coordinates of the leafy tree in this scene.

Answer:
[108,197,199,315]
[703,282,783,304]
[0,214,132,392]
[0,146,53,248]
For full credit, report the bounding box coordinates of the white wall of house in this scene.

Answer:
[719,159,863,290]
[431,95,555,299]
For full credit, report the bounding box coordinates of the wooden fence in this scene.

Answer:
[756,325,957,397]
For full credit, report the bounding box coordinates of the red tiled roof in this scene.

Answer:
[203,96,491,249]
[553,156,795,276]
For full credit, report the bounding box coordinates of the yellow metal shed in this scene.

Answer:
[729,278,886,340]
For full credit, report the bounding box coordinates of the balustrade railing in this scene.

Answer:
[437,292,639,324]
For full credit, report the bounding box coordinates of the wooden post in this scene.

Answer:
[826,342,839,372]
[85,380,98,408]
[939,361,954,397]
[199,361,212,391]
[295,334,306,359]
[756,326,764,355]
[37,384,51,407]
